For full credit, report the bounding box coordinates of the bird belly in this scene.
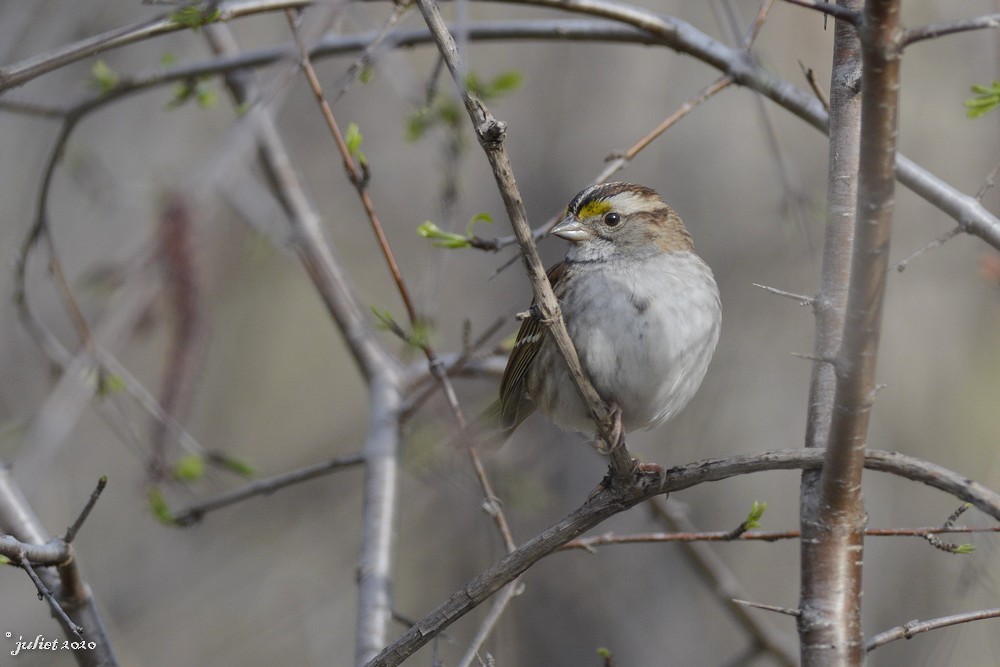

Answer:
[529,253,720,434]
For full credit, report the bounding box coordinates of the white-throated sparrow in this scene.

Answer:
[489,182,720,441]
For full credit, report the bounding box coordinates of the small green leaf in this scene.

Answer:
[437,99,461,127]
[195,84,217,109]
[408,321,432,349]
[90,60,119,95]
[466,70,522,100]
[417,221,471,248]
[596,648,613,658]
[464,71,484,96]
[346,122,363,156]
[488,71,523,96]
[744,501,767,530]
[160,52,177,67]
[97,373,125,397]
[170,5,222,30]
[167,81,194,109]
[211,453,256,477]
[953,543,976,555]
[359,65,374,84]
[0,555,11,565]
[371,306,402,335]
[174,454,206,481]
[465,212,493,238]
[964,81,1000,119]
[147,487,174,524]
[406,108,434,142]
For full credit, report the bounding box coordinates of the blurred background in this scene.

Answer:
[1,0,999,664]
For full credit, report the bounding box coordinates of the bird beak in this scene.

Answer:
[552,218,591,242]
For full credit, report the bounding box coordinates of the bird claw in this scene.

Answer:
[593,405,625,454]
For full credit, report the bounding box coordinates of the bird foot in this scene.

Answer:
[592,405,625,454]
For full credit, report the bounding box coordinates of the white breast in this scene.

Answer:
[528,251,720,433]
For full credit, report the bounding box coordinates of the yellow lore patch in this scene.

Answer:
[576,199,612,220]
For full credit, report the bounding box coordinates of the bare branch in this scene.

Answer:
[799,61,830,112]
[6,13,997,252]
[368,447,1000,666]
[19,557,84,640]
[779,0,861,24]
[649,499,797,666]
[894,226,963,273]
[0,464,118,666]
[733,599,802,617]
[63,476,108,543]
[866,608,1000,652]
[752,283,815,306]
[171,453,365,526]
[902,13,1000,48]
[560,523,1000,548]
[0,0,311,91]
[207,23,405,667]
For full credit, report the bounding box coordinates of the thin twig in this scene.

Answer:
[733,599,801,617]
[19,556,84,640]
[780,0,861,23]
[172,453,365,526]
[415,0,636,483]
[63,477,108,543]
[742,0,777,49]
[799,60,830,112]
[901,13,1000,48]
[0,0,313,91]
[648,498,797,665]
[866,608,1000,652]
[559,524,1000,548]
[752,283,815,306]
[6,15,998,252]
[894,226,963,273]
[456,581,524,667]
[975,163,1000,202]
[285,8,516,555]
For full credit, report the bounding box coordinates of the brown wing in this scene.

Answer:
[497,261,566,430]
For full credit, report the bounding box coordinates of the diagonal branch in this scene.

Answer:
[367,447,1000,666]
[413,0,635,482]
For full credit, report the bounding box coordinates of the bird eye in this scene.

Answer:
[604,212,621,227]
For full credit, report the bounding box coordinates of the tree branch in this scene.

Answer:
[867,607,1000,651]
[413,0,635,480]
[0,464,118,666]
[368,448,1000,666]
[902,13,1000,48]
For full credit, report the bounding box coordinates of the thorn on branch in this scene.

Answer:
[752,282,814,306]
[799,60,830,112]
[790,352,833,364]
[732,598,801,617]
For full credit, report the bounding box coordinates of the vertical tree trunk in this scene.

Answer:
[799,1,903,664]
